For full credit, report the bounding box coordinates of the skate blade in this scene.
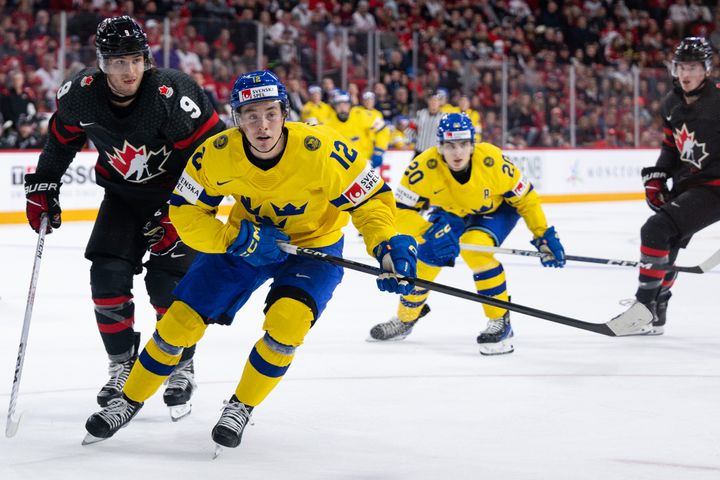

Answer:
[82,433,108,445]
[212,444,223,460]
[366,334,409,343]
[478,340,514,356]
[169,403,192,422]
[607,303,654,336]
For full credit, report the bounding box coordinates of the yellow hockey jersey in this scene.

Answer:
[169,122,397,255]
[394,143,548,238]
[357,106,390,155]
[301,101,334,125]
[325,107,378,162]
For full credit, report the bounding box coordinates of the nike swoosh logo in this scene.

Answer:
[433,188,445,195]
[670,202,679,207]
[216,179,233,186]
[295,273,311,279]
[79,121,95,127]
[665,115,672,122]
[170,252,186,258]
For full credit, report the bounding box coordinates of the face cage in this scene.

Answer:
[97,49,153,74]
[670,58,712,77]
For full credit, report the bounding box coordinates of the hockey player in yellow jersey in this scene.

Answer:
[368,113,566,355]
[325,89,382,168]
[300,84,334,125]
[358,91,390,169]
[84,70,418,450]
[437,88,460,114]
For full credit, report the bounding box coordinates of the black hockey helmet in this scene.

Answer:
[671,37,713,76]
[95,16,152,73]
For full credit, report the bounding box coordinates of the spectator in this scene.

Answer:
[0,70,36,128]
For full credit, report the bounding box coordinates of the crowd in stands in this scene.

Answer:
[2,0,720,150]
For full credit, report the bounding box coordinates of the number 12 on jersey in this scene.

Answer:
[330,140,358,169]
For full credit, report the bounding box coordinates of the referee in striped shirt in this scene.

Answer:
[414,94,444,156]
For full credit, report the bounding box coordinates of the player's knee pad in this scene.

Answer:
[89,256,135,297]
[156,301,208,348]
[262,297,314,347]
[460,230,500,270]
[144,267,182,312]
[641,212,678,248]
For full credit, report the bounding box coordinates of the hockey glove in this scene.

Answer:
[370,147,385,168]
[24,173,62,233]
[227,219,290,267]
[417,212,462,267]
[530,226,566,268]
[374,234,417,295]
[143,205,181,256]
[641,167,670,212]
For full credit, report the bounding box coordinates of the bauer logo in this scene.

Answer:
[241,85,279,101]
[175,172,202,204]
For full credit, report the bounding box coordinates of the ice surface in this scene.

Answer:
[1,201,719,479]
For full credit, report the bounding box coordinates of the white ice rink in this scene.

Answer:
[1,200,719,480]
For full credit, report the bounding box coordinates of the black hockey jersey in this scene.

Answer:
[37,67,224,201]
[657,81,720,190]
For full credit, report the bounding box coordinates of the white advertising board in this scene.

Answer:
[0,148,658,221]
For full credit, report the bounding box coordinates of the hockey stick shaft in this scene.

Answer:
[278,243,618,336]
[6,215,48,438]
[459,243,720,274]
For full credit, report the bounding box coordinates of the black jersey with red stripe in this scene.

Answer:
[37,67,224,201]
[657,80,720,190]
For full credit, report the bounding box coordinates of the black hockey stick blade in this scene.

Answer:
[278,243,651,337]
[460,243,720,274]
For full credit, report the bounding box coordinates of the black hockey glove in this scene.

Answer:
[143,205,181,256]
[641,167,670,212]
[24,173,62,233]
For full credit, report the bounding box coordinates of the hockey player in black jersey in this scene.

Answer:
[23,16,224,418]
[613,37,720,335]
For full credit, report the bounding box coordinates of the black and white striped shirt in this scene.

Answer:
[414,108,443,154]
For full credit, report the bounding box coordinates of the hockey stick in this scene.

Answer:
[459,243,720,274]
[6,214,48,438]
[277,243,651,337]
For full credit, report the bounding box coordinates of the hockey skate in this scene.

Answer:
[608,300,655,336]
[368,304,430,341]
[97,356,136,407]
[97,333,140,407]
[83,395,143,445]
[648,292,671,336]
[163,359,197,422]
[211,395,253,458]
[477,312,514,355]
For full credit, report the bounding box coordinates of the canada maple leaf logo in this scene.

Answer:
[104,140,171,182]
[674,123,708,169]
[158,84,173,98]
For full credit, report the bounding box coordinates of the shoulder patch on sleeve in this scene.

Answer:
[483,156,494,167]
[395,184,420,207]
[213,134,228,149]
[175,171,203,205]
[304,135,321,151]
[511,173,529,197]
[342,165,381,205]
